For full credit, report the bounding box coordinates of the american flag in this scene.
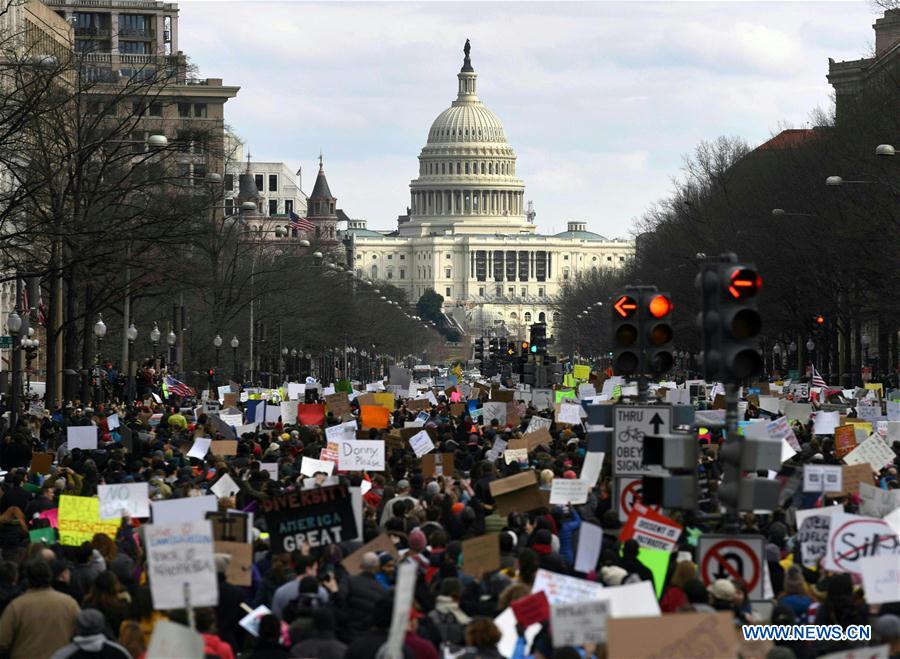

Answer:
[20,282,46,326]
[164,375,194,398]
[289,210,315,233]
[810,365,827,389]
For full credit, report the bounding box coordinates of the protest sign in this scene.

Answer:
[67,425,97,450]
[359,405,391,429]
[525,415,552,435]
[858,554,900,605]
[844,435,896,472]
[325,392,351,417]
[146,620,204,659]
[803,465,843,493]
[814,411,840,435]
[210,473,240,499]
[151,495,217,524]
[338,439,385,471]
[482,401,506,425]
[489,470,546,515]
[620,502,682,552]
[280,401,298,426]
[550,599,610,647]
[287,382,306,400]
[574,521,603,574]
[796,507,842,568]
[210,440,238,456]
[98,483,149,519]
[556,402,583,426]
[58,495,120,545]
[146,520,218,610]
[840,463,874,496]
[580,451,604,486]
[859,483,900,519]
[187,436,212,460]
[408,430,435,458]
[325,420,357,443]
[30,452,53,475]
[106,413,119,430]
[522,426,553,452]
[824,512,900,573]
[29,527,55,545]
[607,611,738,659]
[297,404,325,426]
[260,463,279,481]
[342,533,398,576]
[421,453,454,478]
[504,448,528,464]
[261,484,357,552]
[206,511,249,543]
[301,456,336,477]
[213,540,253,586]
[549,478,589,505]
[510,591,550,627]
[531,569,606,605]
[461,534,501,577]
[833,425,858,459]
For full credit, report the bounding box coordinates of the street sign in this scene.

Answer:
[612,405,671,476]
[0,336,11,348]
[699,535,765,600]
[614,477,661,523]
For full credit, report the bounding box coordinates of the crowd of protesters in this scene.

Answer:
[0,366,897,659]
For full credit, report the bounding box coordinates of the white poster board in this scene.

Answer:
[146,520,218,610]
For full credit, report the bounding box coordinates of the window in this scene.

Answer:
[371,265,377,278]
[254,174,263,192]
[465,163,470,174]
[372,255,377,260]
[538,287,544,297]
[387,269,393,280]
[445,287,451,297]
[356,268,362,278]
[399,254,405,260]
[268,174,278,192]
[563,268,569,280]
[445,268,451,278]
[225,199,234,216]
[607,256,612,261]
[177,103,191,118]
[495,285,502,296]
[446,253,451,259]
[119,41,149,54]
[480,162,485,174]
[356,254,362,260]
[521,287,527,297]
[399,269,405,279]
[553,312,561,323]
[620,256,625,262]
[524,312,532,323]
[387,254,393,260]
[285,200,293,214]
[456,163,461,174]
[441,163,446,174]
[508,287,514,297]
[478,287,484,296]
[193,103,207,118]
[148,102,162,117]
[564,255,569,260]
[539,312,546,322]
[268,199,277,215]
[225,174,234,191]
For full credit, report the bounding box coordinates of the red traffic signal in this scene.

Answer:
[613,295,638,318]
[648,294,673,319]
[814,315,825,325]
[727,268,762,299]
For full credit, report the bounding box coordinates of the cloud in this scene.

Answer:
[177,1,877,238]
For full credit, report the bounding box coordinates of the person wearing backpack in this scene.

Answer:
[427,578,470,647]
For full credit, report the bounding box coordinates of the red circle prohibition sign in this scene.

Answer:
[701,540,761,593]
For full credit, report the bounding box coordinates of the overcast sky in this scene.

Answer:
[179,1,878,238]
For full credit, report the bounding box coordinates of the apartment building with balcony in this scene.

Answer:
[43,0,239,178]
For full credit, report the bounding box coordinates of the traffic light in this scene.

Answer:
[523,361,536,386]
[529,323,547,355]
[642,428,698,509]
[611,292,640,375]
[717,431,783,511]
[505,341,516,358]
[697,255,763,383]
[645,292,674,376]
[474,337,484,363]
[520,341,530,356]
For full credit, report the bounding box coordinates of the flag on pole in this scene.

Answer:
[289,210,315,233]
[163,375,194,398]
[811,365,827,389]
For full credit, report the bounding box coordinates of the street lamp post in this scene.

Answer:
[230,336,239,382]
[806,338,816,374]
[281,346,288,381]
[166,328,176,370]
[213,334,222,369]
[126,323,137,402]
[93,314,107,405]
[7,309,21,428]
[150,322,161,368]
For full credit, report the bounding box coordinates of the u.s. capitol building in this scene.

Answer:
[344,42,635,338]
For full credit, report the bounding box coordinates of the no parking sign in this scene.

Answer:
[614,477,661,523]
[699,535,765,601]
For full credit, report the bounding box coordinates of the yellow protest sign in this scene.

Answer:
[563,373,576,388]
[58,495,120,546]
[373,392,396,410]
[573,364,591,381]
[845,420,873,435]
[864,383,884,396]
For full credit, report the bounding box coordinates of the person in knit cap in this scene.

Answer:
[405,528,430,570]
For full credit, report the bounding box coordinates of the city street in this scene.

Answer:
[0,1,898,658]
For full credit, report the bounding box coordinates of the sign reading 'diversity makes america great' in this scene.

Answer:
[261,484,357,553]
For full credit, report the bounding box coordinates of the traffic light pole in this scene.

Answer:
[721,381,741,533]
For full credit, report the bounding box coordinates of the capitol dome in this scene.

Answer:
[400,41,534,237]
